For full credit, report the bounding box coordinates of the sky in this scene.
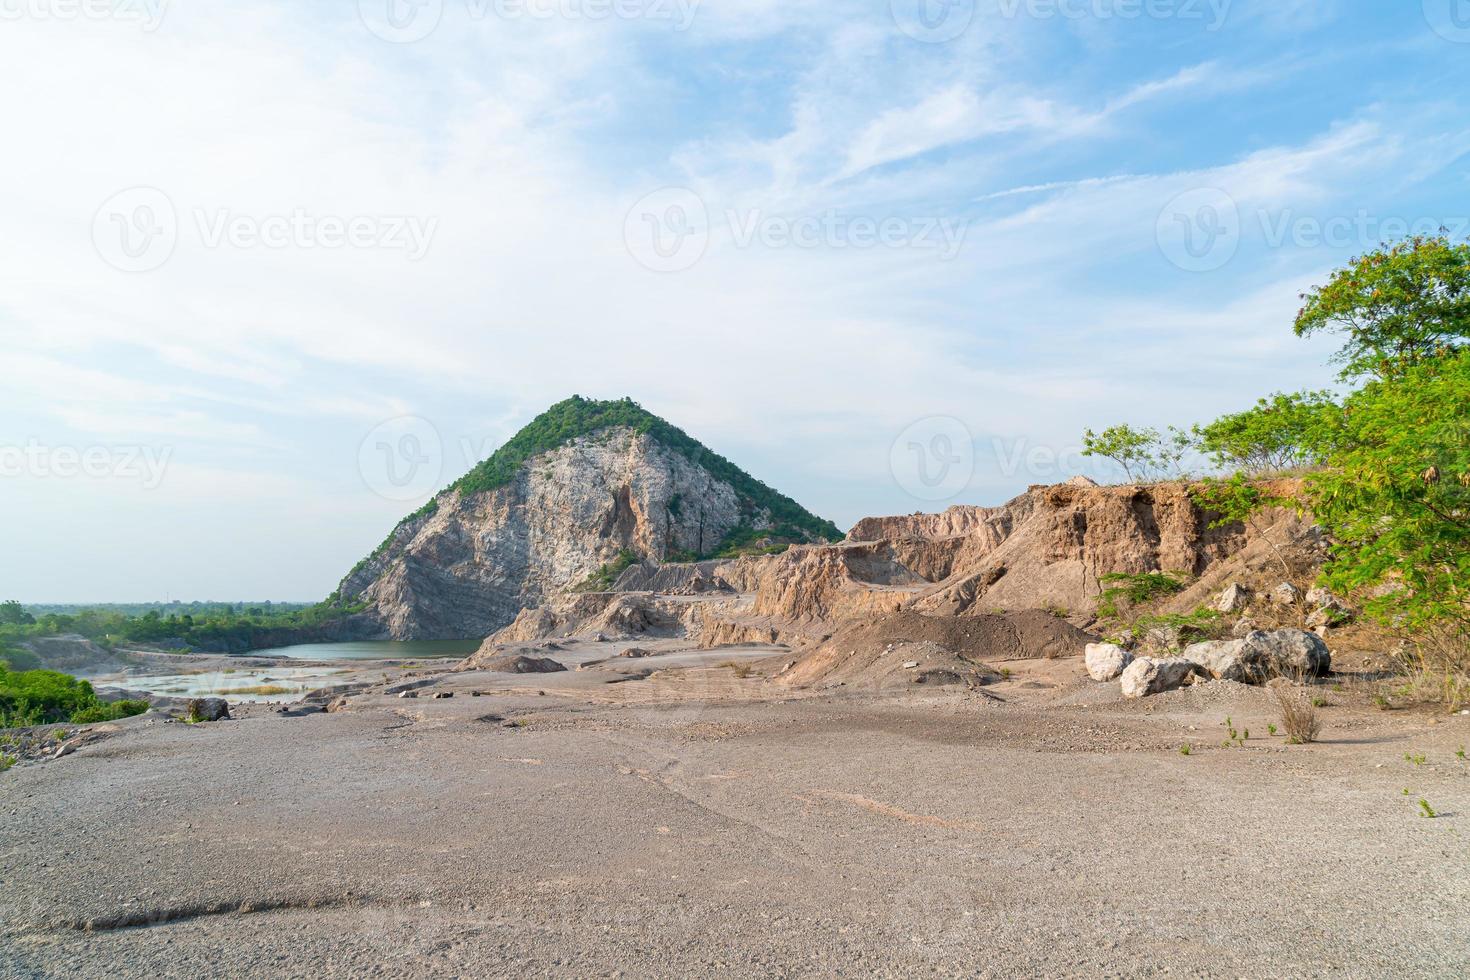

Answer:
[1,0,1468,602]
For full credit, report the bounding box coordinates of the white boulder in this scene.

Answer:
[1120,657,1202,699]
[1085,642,1133,682]
[1181,639,1251,683]
[1182,629,1331,683]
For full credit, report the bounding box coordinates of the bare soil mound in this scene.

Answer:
[478,655,568,674]
[780,610,1099,689]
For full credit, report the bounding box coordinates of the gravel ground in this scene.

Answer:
[2,652,1469,979]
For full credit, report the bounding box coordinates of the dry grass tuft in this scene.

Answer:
[1273,685,1322,744]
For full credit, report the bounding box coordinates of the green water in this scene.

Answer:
[252,639,481,661]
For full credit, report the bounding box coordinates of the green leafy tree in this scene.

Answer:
[1306,348,1470,632]
[1082,425,1156,482]
[1082,424,1195,482]
[1194,391,1337,476]
[0,601,34,627]
[1295,236,1470,380]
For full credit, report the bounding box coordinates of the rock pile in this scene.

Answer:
[1104,628,1330,699]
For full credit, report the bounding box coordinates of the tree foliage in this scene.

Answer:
[0,601,366,657]
[1081,425,1192,482]
[0,601,34,627]
[1295,236,1470,380]
[1193,391,1336,475]
[1306,348,1470,631]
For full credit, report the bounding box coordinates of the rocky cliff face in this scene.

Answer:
[338,414,837,639]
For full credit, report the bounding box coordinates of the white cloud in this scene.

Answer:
[0,1,1463,598]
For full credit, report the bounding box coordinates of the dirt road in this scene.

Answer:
[3,654,1468,978]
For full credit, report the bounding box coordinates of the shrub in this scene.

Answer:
[1095,571,1189,619]
[0,667,103,729]
[1133,608,1226,647]
[573,549,641,593]
[69,700,150,725]
[1273,686,1322,745]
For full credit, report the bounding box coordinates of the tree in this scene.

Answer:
[0,601,34,627]
[1295,236,1470,380]
[1082,424,1195,482]
[1082,425,1159,481]
[1306,348,1470,632]
[1194,391,1337,476]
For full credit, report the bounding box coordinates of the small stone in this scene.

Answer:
[1214,583,1251,614]
[432,692,454,700]
[1270,583,1302,605]
[903,661,920,669]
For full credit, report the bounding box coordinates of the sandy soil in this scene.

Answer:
[3,642,1469,979]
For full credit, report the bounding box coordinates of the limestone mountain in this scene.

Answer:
[334,397,842,640]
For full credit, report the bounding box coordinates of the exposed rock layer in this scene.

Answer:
[339,428,818,639]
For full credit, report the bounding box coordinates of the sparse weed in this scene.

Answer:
[0,753,15,773]
[1457,746,1466,761]
[1179,744,1191,756]
[1372,694,1392,711]
[1274,686,1322,745]
[1418,799,1437,819]
[1404,753,1426,767]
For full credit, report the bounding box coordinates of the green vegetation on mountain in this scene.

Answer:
[573,549,641,593]
[370,397,842,564]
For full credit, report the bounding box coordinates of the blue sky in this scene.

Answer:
[1,0,1467,601]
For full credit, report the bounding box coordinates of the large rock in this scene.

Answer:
[1085,642,1132,682]
[1120,657,1201,699]
[1182,639,1253,683]
[184,698,230,723]
[1183,629,1331,683]
[1249,629,1331,678]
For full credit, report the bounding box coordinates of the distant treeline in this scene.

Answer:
[0,599,364,665]
[23,601,316,618]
